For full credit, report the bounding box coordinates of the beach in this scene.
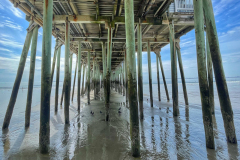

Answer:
[0,78,239,159]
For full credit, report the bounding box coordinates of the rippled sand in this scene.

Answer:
[0,88,239,159]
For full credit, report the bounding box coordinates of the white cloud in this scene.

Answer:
[0,37,23,49]
[6,0,24,18]
[0,47,12,52]
[0,20,22,31]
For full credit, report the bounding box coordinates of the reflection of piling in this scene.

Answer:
[137,23,144,119]
[125,0,140,156]
[169,23,179,116]
[176,42,189,105]
[55,46,61,112]
[193,0,214,149]
[2,21,33,130]
[203,0,237,143]
[25,25,39,128]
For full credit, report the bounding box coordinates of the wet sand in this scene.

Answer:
[0,88,240,159]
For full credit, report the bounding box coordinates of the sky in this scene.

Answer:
[0,0,240,85]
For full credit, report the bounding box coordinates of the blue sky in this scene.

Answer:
[0,0,240,84]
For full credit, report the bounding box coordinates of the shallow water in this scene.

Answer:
[0,79,240,159]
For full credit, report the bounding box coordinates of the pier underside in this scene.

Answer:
[1,89,239,159]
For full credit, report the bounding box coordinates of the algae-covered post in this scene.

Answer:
[55,46,61,112]
[147,40,153,107]
[64,17,70,124]
[87,51,91,104]
[2,21,33,130]
[69,54,73,98]
[137,22,143,119]
[203,0,237,143]
[39,0,53,153]
[104,27,113,121]
[125,0,140,156]
[169,23,179,116]
[25,25,39,128]
[176,42,189,105]
[155,50,161,102]
[77,41,82,111]
[206,34,214,115]
[193,0,214,149]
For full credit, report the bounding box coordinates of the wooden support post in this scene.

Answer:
[104,27,113,121]
[81,64,85,96]
[193,0,214,149]
[137,22,143,119]
[69,55,73,97]
[72,55,77,101]
[206,34,214,115]
[39,0,53,153]
[156,52,161,101]
[203,0,237,143]
[55,46,61,111]
[77,42,82,111]
[2,22,33,130]
[125,0,140,156]
[93,57,96,99]
[60,81,64,105]
[176,43,189,105]
[87,51,90,104]
[102,42,106,78]
[158,52,170,101]
[125,51,128,103]
[147,40,153,107]
[169,23,179,116]
[50,39,59,90]
[122,61,125,96]
[25,25,39,128]
[64,18,70,124]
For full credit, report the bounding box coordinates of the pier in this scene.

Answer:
[1,0,239,158]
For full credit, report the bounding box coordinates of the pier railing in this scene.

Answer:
[170,0,194,13]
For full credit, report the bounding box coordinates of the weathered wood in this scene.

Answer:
[203,0,237,143]
[64,18,70,124]
[206,34,214,115]
[137,23,143,119]
[60,81,65,105]
[87,51,90,104]
[50,39,59,90]
[169,23,179,116]
[156,53,161,101]
[2,22,33,130]
[69,55,73,98]
[125,0,140,156]
[39,0,53,154]
[125,51,129,103]
[158,53,169,101]
[72,55,77,101]
[77,42,82,111]
[55,46,61,111]
[25,26,39,128]
[193,0,214,149]
[176,43,189,105]
[81,64,85,96]
[147,41,153,107]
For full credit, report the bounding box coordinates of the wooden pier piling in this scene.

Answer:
[25,25,39,128]
[203,0,237,143]
[77,42,82,111]
[55,46,61,112]
[87,51,91,104]
[147,41,153,107]
[156,52,161,101]
[193,0,215,149]
[39,0,53,153]
[2,22,33,130]
[125,0,140,156]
